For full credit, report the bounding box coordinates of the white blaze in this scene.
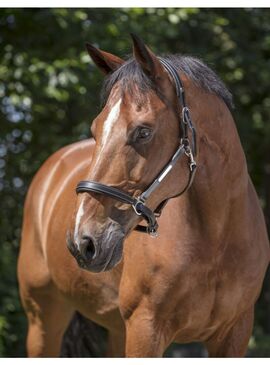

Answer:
[73,98,122,246]
[74,200,84,246]
[101,98,122,147]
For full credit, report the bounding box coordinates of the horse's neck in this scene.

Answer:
[182,94,249,244]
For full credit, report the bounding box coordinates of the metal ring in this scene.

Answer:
[190,161,197,171]
[147,227,158,238]
[132,201,143,216]
[182,107,190,124]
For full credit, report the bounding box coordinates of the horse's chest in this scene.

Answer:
[167,265,253,342]
[120,257,248,342]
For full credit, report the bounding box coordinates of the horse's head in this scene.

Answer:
[68,35,194,272]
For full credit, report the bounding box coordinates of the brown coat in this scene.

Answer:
[18,35,269,357]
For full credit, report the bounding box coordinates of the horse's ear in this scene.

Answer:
[130,33,165,80]
[85,43,125,75]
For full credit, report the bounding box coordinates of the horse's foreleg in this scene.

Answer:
[18,252,73,359]
[22,283,73,357]
[123,306,169,357]
[205,306,254,357]
[106,330,126,357]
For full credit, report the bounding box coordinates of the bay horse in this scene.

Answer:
[18,34,269,357]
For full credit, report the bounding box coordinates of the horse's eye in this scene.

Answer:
[134,127,153,143]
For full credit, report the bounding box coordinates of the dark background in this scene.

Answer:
[0,8,270,357]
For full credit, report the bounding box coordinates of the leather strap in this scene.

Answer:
[76,181,159,235]
[139,144,186,202]
[76,181,135,205]
[159,58,186,107]
[75,57,198,236]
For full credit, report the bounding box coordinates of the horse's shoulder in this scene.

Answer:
[32,138,94,185]
[44,138,95,168]
[23,139,95,215]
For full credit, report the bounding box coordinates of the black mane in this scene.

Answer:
[101,54,234,111]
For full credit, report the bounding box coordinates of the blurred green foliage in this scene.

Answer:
[0,8,269,357]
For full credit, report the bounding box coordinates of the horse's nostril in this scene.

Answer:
[79,235,96,261]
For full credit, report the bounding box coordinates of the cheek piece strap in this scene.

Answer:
[76,58,197,237]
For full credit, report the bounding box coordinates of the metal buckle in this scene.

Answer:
[184,142,191,156]
[183,142,197,171]
[181,137,189,148]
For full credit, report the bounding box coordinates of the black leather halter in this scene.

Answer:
[76,58,197,236]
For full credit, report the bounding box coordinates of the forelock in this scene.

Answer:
[100,54,234,111]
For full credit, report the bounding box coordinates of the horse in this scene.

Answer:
[18,34,269,357]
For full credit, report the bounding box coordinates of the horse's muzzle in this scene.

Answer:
[66,227,124,273]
